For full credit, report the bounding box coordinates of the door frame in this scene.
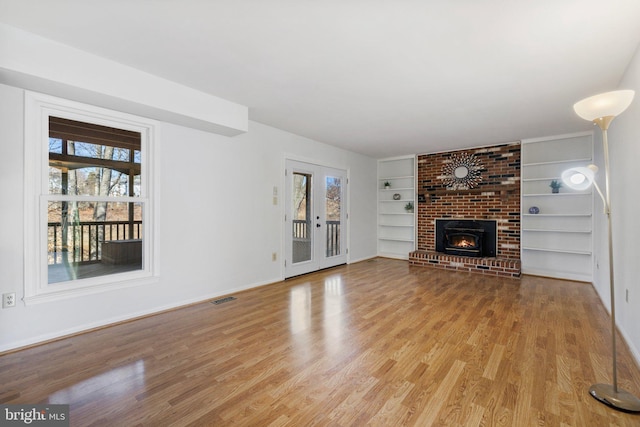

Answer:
[283,157,349,278]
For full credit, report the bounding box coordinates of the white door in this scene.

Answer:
[285,160,348,278]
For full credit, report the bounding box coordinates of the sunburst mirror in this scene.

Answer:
[441,153,483,190]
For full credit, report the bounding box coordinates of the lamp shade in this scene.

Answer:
[561,165,598,191]
[573,90,635,121]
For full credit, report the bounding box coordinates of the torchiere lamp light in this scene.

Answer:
[565,89,640,412]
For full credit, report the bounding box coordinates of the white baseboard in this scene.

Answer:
[0,276,281,353]
[348,254,378,264]
[589,282,640,369]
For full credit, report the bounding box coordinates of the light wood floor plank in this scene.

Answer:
[1,258,640,426]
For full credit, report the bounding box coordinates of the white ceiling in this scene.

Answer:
[2,1,640,158]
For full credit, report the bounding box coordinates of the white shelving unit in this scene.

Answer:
[378,156,415,259]
[521,132,594,281]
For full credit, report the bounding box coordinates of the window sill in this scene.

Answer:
[24,273,159,306]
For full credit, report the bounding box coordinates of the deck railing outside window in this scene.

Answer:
[48,220,142,265]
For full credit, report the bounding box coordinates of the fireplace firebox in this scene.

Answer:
[435,219,497,258]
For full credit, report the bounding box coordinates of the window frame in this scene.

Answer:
[24,91,159,304]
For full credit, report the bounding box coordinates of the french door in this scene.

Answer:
[285,160,348,278]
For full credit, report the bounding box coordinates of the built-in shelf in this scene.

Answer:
[522,247,592,256]
[522,157,592,167]
[379,212,414,216]
[380,175,413,180]
[378,156,416,260]
[523,192,591,197]
[522,177,573,182]
[522,228,591,233]
[521,132,594,281]
[523,177,557,182]
[379,237,414,242]
[522,213,591,217]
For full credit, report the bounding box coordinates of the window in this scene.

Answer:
[25,92,157,303]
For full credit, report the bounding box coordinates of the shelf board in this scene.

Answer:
[378,237,415,242]
[380,187,414,191]
[522,228,591,233]
[522,157,592,167]
[522,177,561,182]
[379,224,414,228]
[522,177,590,183]
[379,212,415,216]
[379,175,414,180]
[523,192,591,197]
[379,199,415,203]
[522,213,592,217]
[522,246,592,255]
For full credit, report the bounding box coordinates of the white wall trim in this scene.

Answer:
[0,23,247,137]
[521,130,593,144]
[348,255,378,264]
[589,282,640,368]
[0,276,282,353]
[419,140,521,156]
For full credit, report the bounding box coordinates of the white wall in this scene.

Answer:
[0,23,248,136]
[0,83,377,351]
[602,42,640,364]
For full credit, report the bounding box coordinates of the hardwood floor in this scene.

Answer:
[2,258,640,426]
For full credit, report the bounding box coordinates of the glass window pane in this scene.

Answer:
[325,176,341,257]
[292,173,312,264]
[49,138,62,154]
[48,117,141,197]
[48,166,138,197]
[47,201,143,284]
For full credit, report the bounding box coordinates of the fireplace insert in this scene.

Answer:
[435,219,497,257]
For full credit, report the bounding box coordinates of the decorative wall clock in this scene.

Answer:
[441,153,483,190]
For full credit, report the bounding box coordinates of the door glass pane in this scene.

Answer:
[292,172,312,264]
[325,176,341,257]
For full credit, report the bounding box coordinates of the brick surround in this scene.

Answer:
[409,143,521,278]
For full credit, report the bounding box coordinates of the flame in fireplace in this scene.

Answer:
[452,237,475,248]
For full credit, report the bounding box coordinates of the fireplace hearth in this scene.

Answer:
[435,219,497,258]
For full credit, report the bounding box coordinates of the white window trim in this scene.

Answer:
[24,91,160,304]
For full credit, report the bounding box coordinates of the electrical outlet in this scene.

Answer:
[626,289,629,303]
[2,292,16,308]
[272,252,277,262]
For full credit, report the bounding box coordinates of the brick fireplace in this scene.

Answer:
[409,143,521,278]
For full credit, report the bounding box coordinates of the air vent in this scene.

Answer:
[212,296,237,305]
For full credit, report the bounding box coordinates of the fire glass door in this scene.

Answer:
[285,160,347,278]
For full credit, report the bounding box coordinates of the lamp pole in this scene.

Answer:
[586,119,640,410]
[600,123,618,393]
[574,96,640,411]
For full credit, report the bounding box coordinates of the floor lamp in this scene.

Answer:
[563,89,640,412]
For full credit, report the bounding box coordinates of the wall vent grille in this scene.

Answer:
[212,296,237,305]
